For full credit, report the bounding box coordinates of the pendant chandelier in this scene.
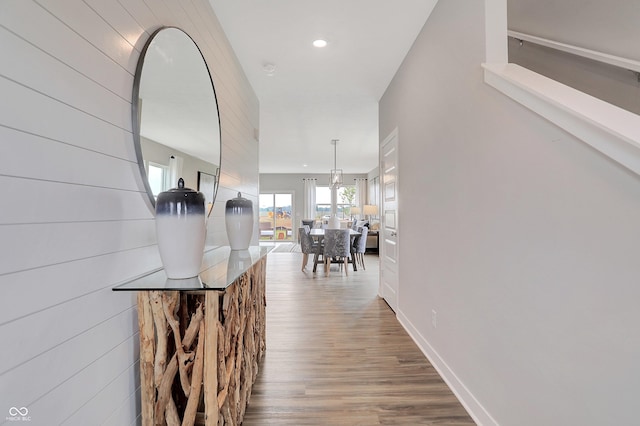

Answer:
[330,139,343,188]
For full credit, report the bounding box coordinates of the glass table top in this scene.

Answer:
[112,245,271,292]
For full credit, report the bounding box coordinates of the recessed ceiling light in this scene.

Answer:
[303,164,308,167]
[313,39,327,48]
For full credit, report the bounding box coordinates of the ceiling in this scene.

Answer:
[208,0,437,174]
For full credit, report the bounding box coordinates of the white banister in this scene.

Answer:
[508,30,640,74]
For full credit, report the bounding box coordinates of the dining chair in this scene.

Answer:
[299,226,319,271]
[322,229,351,276]
[353,226,369,270]
[298,220,314,243]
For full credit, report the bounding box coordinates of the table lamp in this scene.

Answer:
[350,206,361,220]
[363,204,378,222]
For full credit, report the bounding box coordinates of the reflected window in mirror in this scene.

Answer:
[147,162,169,198]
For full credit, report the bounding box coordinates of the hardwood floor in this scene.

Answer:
[242,252,475,425]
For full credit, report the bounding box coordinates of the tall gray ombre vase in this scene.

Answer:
[156,178,206,279]
[225,192,253,250]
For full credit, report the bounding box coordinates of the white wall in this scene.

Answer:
[380,0,640,425]
[0,0,258,424]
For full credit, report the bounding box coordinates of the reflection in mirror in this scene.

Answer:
[133,27,221,216]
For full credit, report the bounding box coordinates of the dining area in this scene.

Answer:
[299,222,370,275]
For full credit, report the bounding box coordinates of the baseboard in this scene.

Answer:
[396,310,498,426]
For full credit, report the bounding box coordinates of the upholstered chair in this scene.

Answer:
[298,220,314,243]
[299,226,318,271]
[322,229,351,275]
[353,226,369,270]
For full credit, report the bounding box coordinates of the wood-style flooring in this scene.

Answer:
[242,251,475,425]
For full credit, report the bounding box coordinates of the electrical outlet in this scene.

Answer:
[431,309,437,328]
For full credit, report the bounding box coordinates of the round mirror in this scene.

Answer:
[133,27,221,216]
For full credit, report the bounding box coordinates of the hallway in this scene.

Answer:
[242,252,475,425]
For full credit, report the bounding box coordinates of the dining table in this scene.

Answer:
[309,228,361,272]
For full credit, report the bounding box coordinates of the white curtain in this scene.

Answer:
[354,178,368,218]
[303,178,317,220]
[168,155,184,189]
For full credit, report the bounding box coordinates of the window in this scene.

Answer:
[147,162,169,197]
[315,185,355,219]
[259,193,293,241]
[368,177,379,210]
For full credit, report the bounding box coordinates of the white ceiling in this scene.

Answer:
[208,0,437,174]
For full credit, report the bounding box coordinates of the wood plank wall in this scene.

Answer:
[0,0,259,423]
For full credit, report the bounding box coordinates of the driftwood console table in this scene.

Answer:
[113,246,270,425]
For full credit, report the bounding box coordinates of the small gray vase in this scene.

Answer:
[225,192,253,250]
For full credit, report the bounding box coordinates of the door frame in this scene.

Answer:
[379,127,399,312]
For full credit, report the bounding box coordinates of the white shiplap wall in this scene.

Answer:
[0,0,259,424]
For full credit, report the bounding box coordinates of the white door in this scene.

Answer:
[380,129,399,312]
